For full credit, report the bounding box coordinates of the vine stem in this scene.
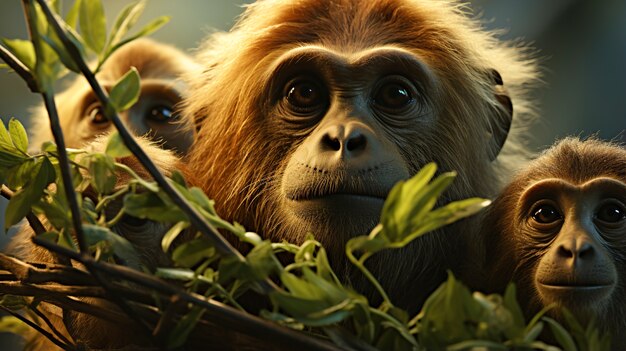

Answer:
[346,247,392,307]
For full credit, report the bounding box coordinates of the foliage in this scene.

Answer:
[0,1,612,350]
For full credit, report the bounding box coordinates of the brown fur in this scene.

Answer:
[482,137,626,349]
[184,0,538,310]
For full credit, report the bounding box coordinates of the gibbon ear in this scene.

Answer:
[487,69,513,161]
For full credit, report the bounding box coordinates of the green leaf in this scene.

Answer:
[246,241,279,281]
[524,321,545,342]
[167,307,205,349]
[161,221,190,252]
[79,0,107,53]
[375,328,415,351]
[0,316,29,337]
[544,317,577,351]
[5,157,55,229]
[104,16,170,58]
[88,153,117,195]
[33,195,70,230]
[0,119,12,148]
[8,118,28,154]
[41,33,81,73]
[172,238,215,268]
[5,159,36,190]
[107,1,146,49]
[447,340,508,351]
[270,292,353,326]
[109,67,140,112]
[155,267,195,281]
[105,132,132,158]
[65,0,82,29]
[502,283,525,339]
[346,233,388,256]
[83,224,140,269]
[123,192,187,222]
[1,39,35,70]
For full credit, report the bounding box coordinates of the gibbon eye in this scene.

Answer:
[531,204,562,224]
[374,82,413,109]
[88,105,108,124]
[596,203,626,223]
[285,79,327,112]
[147,105,178,123]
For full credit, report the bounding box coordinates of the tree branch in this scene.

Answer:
[0,44,38,92]
[33,237,340,351]
[29,302,74,347]
[0,305,76,351]
[0,253,94,286]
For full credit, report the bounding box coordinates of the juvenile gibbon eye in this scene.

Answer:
[374,82,413,109]
[147,105,178,123]
[285,79,327,113]
[596,202,626,223]
[531,204,562,224]
[88,105,108,124]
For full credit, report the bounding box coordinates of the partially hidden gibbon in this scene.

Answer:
[481,138,626,351]
[28,38,198,154]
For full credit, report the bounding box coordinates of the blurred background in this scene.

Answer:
[0,0,625,348]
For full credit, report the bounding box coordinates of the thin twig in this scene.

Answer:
[33,0,246,263]
[29,301,74,347]
[40,92,88,252]
[0,253,93,285]
[0,44,38,92]
[0,281,105,298]
[0,305,75,351]
[33,237,340,351]
[21,0,88,253]
[0,280,145,327]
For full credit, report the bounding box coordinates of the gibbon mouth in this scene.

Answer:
[285,182,389,201]
[538,281,615,294]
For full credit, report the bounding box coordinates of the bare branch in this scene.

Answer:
[29,302,74,347]
[20,0,88,253]
[0,44,38,92]
[0,305,76,351]
[33,237,340,351]
[0,254,94,285]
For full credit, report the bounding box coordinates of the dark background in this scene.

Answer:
[0,0,625,348]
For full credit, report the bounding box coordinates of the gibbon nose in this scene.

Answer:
[318,123,375,161]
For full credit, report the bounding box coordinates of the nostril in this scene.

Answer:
[322,134,341,151]
[347,134,367,152]
[557,244,574,259]
[578,242,594,260]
